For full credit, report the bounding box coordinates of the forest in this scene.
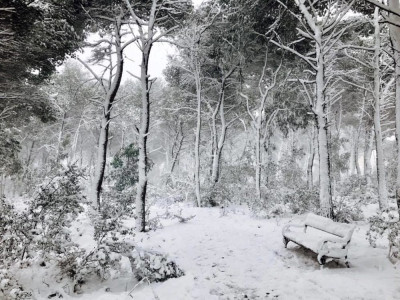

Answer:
[1,0,400,299]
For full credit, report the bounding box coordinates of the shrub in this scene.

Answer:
[0,165,86,264]
[130,248,184,283]
[23,164,86,258]
[284,187,319,215]
[367,209,400,264]
[109,143,139,192]
[333,196,363,223]
[0,269,32,299]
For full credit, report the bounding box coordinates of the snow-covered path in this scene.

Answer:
[129,207,400,300]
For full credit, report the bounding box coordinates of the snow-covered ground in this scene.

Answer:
[13,204,400,300]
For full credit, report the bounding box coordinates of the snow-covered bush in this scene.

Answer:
[249,187,286,218]
[367,209,400,264]
[0,197,21,266]
[23,164,86,258]
[58,243,126,293]
[130,248,184,282]
[284,187,319,214]
[1,165,86,295]
[333,196,363,223]
[1,165,86,264]
[202,181,234,207]
[58,200,136,293]
[0,269,32,299]
[337,175,377,204]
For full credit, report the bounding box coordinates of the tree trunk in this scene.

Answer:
[389,0,400,213]
[373,8,389,211]
[194,73,202,207]
[364,125,374,184]
[307,126,315,190]
[349,128,356,176]
[136,47,152,231]
[255,119,262,202]
[315,26,334,219]
[91,21,124,211]
[170,135,183,176]
[56,111,67,163]
[355,94,366,176]
[211,82,228,185]
[168,121,184,180]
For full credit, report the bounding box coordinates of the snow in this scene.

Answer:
[10,204,400,299]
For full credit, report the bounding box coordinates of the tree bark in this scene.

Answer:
[364,125,374,184]
[168,121,184,180]
[373,7,389,211]
[389,0,400,213]
[91,19,124,211]
[307,126,315,190]
[194,72,202,207]
[315,25,334,219]
[255,124,262,201]
[210,78,229,186]
[355,94,366,176]
[135,44,152,232]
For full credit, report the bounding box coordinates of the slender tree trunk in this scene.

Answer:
[211,82,228,185]
[194,72,202,207]
[255,119,262,201]
[355,94,366,176]
[307,126,315,190]
[170,135,183,176]
[70,111,85,163]
[373,8,389,211]
[56,111,67,163]
[315,26,334,219]
[389,0,400,213]
[91,21,124,211]
[136,47,152,231]
[364,125,374,184]
[26,141,35,170]
[168,121,184,180]
[349,128,356,176]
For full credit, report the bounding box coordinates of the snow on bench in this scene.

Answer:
[282,213,356,267]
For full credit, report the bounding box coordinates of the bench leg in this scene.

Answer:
[283,237,289,248]
[345,256,350,268]
[317,254,326,267]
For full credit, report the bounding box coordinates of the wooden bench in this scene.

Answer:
[282,213,356,267]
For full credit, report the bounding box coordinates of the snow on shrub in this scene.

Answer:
[367,208,400,264]
[284,187,319,215]
[130,248,184,282]
[333,196,363,223]
[0,269,31,299]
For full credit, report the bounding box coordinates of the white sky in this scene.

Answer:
[71,0,205,82]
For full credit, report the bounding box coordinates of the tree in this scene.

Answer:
[78,10,138,210]
[338,9,392,211]
[124,0,191,231]
[364,0,400,212]
[271,0,356,218]
[240,52,282,201]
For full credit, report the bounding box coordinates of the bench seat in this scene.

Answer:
[282,213,356,267]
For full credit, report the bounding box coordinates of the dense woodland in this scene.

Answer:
[1,0,400,299]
